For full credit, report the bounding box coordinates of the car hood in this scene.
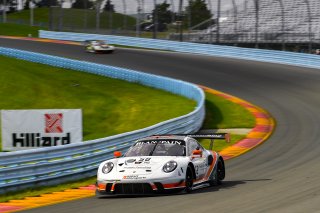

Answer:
[114,156,179,175]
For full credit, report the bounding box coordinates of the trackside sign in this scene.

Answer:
[1,109,82,151]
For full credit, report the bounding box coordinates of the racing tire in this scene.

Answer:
[185,166,194,193]
[209,158,225,186]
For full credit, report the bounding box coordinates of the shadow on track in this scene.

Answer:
[97,179,271,199]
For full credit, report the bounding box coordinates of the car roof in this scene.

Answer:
[85,40,105,42]
[137,135,190,142]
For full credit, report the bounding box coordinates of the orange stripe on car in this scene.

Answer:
[204,151,217,180]
[110,183,116,192]
[97,183,106,191]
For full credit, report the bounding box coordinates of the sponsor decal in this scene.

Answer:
[136,140,185,146]
[45,113,63,133]
[126,159,136,163]
[1,109,82,151]
[123,166,152,170]
[126,158,151,165]
[123,175,146,180]
[12,132,70,147]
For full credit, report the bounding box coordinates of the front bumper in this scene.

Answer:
[95,49,114,53]
[96,178,185,195]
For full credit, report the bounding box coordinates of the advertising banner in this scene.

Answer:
[1,109,82,151]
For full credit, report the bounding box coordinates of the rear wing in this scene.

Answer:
[179,133,230,150]
[183,133,230,142]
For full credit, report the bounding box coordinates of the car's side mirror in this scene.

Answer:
[114,151,122,158]
[192,149,202,158]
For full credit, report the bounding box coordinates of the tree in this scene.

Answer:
[152,1,174,25]
[104,0,114,12]
[185,0,212,29]
[36,0,58,7]
[24,0,30,9]
[72,0,93,9]
[0,0,18,12]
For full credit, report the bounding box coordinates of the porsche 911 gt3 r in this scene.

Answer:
[84,40,115,53]
[96,134,229,196]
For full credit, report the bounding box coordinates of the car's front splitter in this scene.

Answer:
[96,179,185,196]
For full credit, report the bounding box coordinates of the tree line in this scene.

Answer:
[1,0,212,30]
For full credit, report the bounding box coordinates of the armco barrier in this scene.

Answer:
[40,30,320,70]
[0,47,205,194]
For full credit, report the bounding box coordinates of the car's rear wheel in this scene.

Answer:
[185,166,194,193]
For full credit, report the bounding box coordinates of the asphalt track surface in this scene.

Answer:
[1,38,320,213]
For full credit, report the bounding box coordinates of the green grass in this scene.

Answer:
[5,8,136,30]
[1,8,175,39]
[202,92,256,129]
[0,55,197,150]
[198,91,255,152]
[0,23,42,37]
[7,8,50,24]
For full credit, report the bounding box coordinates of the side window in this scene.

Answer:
[187,140,199,156]
[196,142,204,151]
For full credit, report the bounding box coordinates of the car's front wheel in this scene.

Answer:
[185,166,194,193]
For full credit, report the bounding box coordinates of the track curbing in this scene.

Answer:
[200,86,275,160]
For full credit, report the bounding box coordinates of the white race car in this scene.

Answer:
[84,40,115,53]
[96,134,229,196]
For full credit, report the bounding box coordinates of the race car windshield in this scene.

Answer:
[125,140,186,157]
[92,41,106,45]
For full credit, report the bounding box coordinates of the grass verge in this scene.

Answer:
[0,23,43,37]
[199,91,255,151]
[202,91,255,129]
[0,54,196,150]
[4,8,136,30]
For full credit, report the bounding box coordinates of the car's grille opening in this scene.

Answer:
[114,183,154,194]
[105,183,113,192]
[154,182,164,191]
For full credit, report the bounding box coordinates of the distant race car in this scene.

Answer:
[96,134,229,196]
[84,40,115,53]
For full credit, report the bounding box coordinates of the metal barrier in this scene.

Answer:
[40,30,320,70]
[0,47,205,194]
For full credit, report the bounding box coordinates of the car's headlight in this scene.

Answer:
[163,161,177,173]
[102,162,114,174]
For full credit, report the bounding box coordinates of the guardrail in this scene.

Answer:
[40,30,320,70]
[0,47,205,194]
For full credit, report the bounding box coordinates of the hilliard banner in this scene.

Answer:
[1,109,83,151]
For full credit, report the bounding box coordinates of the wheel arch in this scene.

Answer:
[218,156,225,180]
[187,163,196,180]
